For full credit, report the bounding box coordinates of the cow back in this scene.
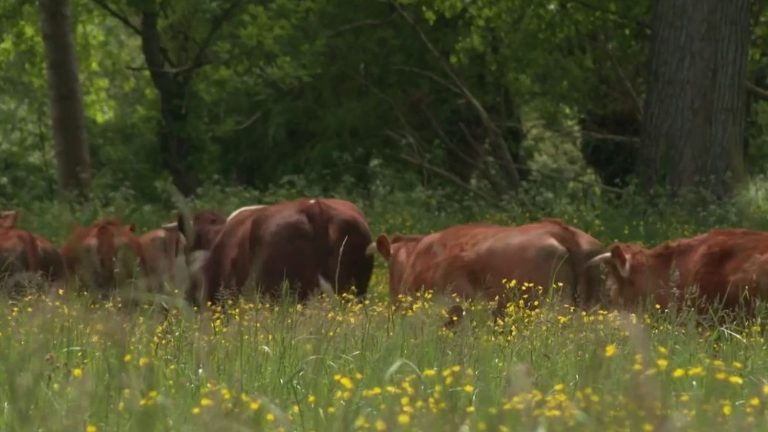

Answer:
[61,220,147,294]
[191,198,374,306]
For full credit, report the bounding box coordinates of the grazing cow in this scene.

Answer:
[177,209,226,253]
[589,229,768,312]
[189,198,373,306]
[0,211,18,229]
[375,220,605,311]
[226,205,265,222]
[138,224,187,292]
[0,211,64,290]
[60,219,147,294]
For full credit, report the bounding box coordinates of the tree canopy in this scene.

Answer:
[1,0,767,204]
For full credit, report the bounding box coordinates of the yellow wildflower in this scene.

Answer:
[72,368,83,378]
[338,376,353,390]
[397,413,410,425]
[656,359,668,371]
[604,343,617,358]
[672,368,685,378]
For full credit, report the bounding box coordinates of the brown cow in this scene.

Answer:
[0,211,18,229]
[177,209,226,253]
[375,220,605,312]
[189,198,373,306]
[0,211,64,291]
[590,229,768,312]
[60,219,147,294]
[138,224,187,292]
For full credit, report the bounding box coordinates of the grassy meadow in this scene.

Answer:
[3,182,768,431]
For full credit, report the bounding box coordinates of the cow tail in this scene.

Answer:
[96,225,116,286]
[20,232,40,273]
[304,199,332,291]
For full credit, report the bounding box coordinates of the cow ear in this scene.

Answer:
[375,234,392,259]
[0,210,18,229]
[610,244,632,278]
[128,223,137,233]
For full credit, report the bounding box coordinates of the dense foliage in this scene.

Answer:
[2,0,767,204]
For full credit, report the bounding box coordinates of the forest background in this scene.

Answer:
[3,0,768,244]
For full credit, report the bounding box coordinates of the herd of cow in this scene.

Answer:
[1,197,768,318]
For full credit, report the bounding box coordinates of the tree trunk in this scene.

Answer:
[38,0,91,198]
[639,0,749,195]
[140,11,197,196]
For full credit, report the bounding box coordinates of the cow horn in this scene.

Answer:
[365,242,378,256]
[162,222,179,230]
[586,252,611,268]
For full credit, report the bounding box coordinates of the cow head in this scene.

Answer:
[375,234,423,299]
[0,210,18,229]
[593,243,666,307]
[178,209,226,252]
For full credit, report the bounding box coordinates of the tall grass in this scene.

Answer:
[1,181,768,431]
[0,291,767,431]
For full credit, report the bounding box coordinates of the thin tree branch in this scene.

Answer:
[326,13,397,37]
[231,110,263,130]
[581,130,640,143]
[390,0,521,189]
[566,0,651,31]
[393,66,461,95]
[746,81,768,101]
[354,72,426,158]
[398,154,500,204]
[186,0,245,74]
[92,0,177,68]
[603,36,644,119]
[514,162,624,194]
[90,0,141,36]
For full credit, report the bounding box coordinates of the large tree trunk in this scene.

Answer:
[140,11,197,196]
[639,0,749,195]
[38,0,91,198]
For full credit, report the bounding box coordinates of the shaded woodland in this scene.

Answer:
[2,0,768,205]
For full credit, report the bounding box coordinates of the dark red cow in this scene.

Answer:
[0,210,64,289]
[376,220,605,310]
[177,209,226,253]
[188,198,373,306]
[590,229,768,312]
[60,219,147,293]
